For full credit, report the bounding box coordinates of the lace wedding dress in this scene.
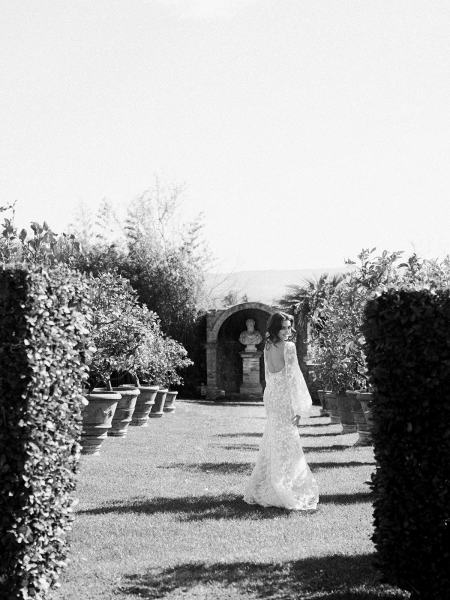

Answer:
[243,341,319,510]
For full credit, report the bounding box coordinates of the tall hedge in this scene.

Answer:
[363,290,450,600]
[0,266,92,599]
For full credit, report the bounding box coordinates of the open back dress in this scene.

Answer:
[243,341,319,510]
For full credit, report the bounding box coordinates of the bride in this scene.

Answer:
[243,312,319,510]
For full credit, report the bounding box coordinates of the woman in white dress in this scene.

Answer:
[243,312,319,510]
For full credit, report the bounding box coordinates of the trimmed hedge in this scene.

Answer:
[0,266,92,599]
[363,290,450,600]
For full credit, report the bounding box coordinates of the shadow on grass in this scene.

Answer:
[79,490,372,521]
[181,400,264,407]
[213,443,260,451]
[79,493,293,520]
[159,460,375,475]
[309,461,375,470]
[215,442,361,452]
[299,421,334,428]
[301,432,351,438]
[319,492,373,504]
[215,432,263,438]
[120,553,408,599]
[303,444,359,453]
[215,431,344,439]
[159,461,253,475]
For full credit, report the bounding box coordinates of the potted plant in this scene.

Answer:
[81,389,121,455]
[83,273,153,440]
[129,311,166,426]
[162,338,192,413]
[310,284,358,433]
[145,334,192,417]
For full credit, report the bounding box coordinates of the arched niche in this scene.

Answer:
[206,302,275,400]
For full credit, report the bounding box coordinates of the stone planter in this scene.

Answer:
[81,390,120,455]
[163,390,178,413]
[357,391,374,444]
[347,390,371,445]
[130,385,159,426]
[324,391,341,425]
[149,388,168,418]
[317,389,330,417]
[109,386,139,437]
[337,392,357,433]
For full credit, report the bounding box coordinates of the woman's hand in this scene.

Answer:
[292,414,301,427]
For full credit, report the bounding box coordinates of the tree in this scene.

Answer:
[222,289,248,307]
[70,178,210,343]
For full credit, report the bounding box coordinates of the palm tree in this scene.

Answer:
[278,273,344,349]
[277,273,344,401]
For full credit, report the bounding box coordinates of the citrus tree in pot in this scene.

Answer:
[129,308,167,426]
[83,273,149,443]
[147,334,193,417]
[309,282,354,430]
[161,337,193,413]
[340,249,405,442]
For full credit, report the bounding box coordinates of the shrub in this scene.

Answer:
[363,289,450,599]
[89,272,192,389]
[0,265,92,599]
[71,182,209,344]
[133,316,193,388]
[87,272,151,389]
[312,249,408,392]
[0,213,81,267]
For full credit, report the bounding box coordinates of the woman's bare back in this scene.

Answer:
[264,341,286,374]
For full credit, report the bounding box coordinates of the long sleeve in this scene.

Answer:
[285,342,312,417]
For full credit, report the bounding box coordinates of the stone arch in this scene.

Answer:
[206,302,276,400]
[208,301,275,343]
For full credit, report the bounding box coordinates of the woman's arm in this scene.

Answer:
[285,342,312,422]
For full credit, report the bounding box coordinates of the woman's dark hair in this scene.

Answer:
[265,312,296,347]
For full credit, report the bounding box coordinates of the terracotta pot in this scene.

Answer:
[347,390,371,445]
[149,388,168,417]
[109,386,139,437]
[81,390,120,455]
[163,390,178,413]
[324,391,341,425]
[317,389,330,416]
[337,392,357,433]
[357,392,374,444]
[130,385,159,426]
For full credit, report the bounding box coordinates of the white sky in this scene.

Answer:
[1,0,449,272]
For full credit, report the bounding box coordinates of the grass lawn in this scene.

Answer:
[52,400,409,600]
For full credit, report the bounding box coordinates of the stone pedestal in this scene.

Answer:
[240,351,263,398]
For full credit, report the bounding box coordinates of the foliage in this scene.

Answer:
[0,265,93,599]
[1,206,81,267]
[222,289,249,307]
[302,249,450,392]
[121,242,205,343]
[71,180,210,343]
[278,273,344,369]
[397,252,450,290]
[88,272,156,388]
[132,306,193,388]
[313,249,402,391]
[278,273,344,335]
[363,290,450,600]
[89,272,192,389]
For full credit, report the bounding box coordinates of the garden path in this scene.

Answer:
[52,400,408,600]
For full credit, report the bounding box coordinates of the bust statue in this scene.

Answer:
[239,318,262,352]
